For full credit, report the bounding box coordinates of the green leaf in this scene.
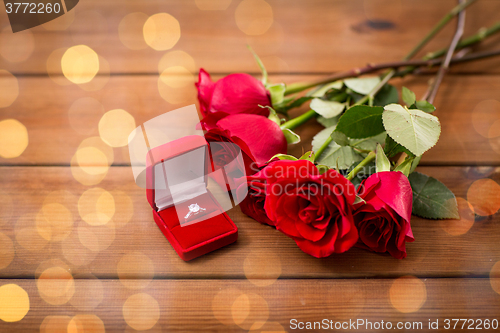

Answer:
[299,151,315,162]
[310,98,345,118]
[375,143,391,172]
[394,157,413,177]
[415,100,436,113]
[402,87,416,107]
[268,83,286,105]
[354,195,366,205]
[383,104,441,156]
[312,127,363,169]
[310,80,343,97]
[316,164,330,174]
[384,135,414,158]
[330,131,349,146]
[344,77,381,95]
[263,105,280,126]
[317,115,339,128]
[409,172,460,219]
[352,132,387,152]
[269,153,298,162]
[373,84,399,107]
[247,45,267,85]
[335,105,385,139]
[282,129,300,144]
[410,155,422,174]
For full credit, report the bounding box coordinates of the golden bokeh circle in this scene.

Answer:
[490,261,500,295]
[123,293,161,331]
[62,231,98,267]
[77,220,116,253]
[40,315,71,333]
[471,99,500,138]
[389,276,427,313]
[441,197,475,236]
[243,251,281,287]
[78,188,116,226]
[0,232,15,269]
[195,0,232,10]
[467,178,500,216]
[98,109,136,148]
[78,55,110,92]
[76,147,109,175]
[15,213,49,252]
[110,190,134,229]
[119,12,149,50]
[61,45,100,84]
[71,153,108,186]
[37,265,75,305]
[0,26,35,63]
[158,50,196,74]
[0,284,30,322]
[143,13,181,51]
[159,66,194,88]
[235,0,273,36]
[117,252,154,289]
[0,70,19,108]
[36,203,73,242]
[231,293,269,330]
[67,314,105,333]
[46,48,72,86]
[212,288,244,326]
[0,119,29,159]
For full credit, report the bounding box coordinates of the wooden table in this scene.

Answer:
[1,0,500,332]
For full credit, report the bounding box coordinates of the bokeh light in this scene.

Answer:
[67,314,105,333]
[490,261,500,295]
[117,252,154,289]
[0,119,29,159]
[472,99,500,138]
[158,50,196,74]
[235,0,273,36]
[212,288,244,326]
[389,276,427,313]
[16,213,49,252]
[68,98,105,135]
[231,293,269,330]
[158,68,195,104]
[42,8,75,30]
[46,48,73,86]
[441,197,475,236]
[467,178,500,216]
[143,13,181,51]
[71,137,114,186]
[109,190,134,229]
[0,70,19,108]
[0,26,35,63]
[36,203,73,242]
[78,188,116,226]
[0,232,14,269]
[123,293,160,331]
[36,263,75,305]
[0,284,30,322]
[61,45,100,84]
[62,231,98,267]
[69,275,103,311]
[327,283,365,319]
[40,315,71,333]
[159,66,194,88]
[119,12,149,50]
[77,220,115,252]
[78,55,110,92]
[98,109,136,148]
[195,0,232,10]
[243,251,281,287]
[76,147,109,175]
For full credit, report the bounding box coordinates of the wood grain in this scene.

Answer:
[0,74,499,166]
[0,165,498,279]
[1,0,500,74]
[0,278,499,332]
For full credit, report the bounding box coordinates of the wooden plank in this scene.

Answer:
[0,74,499,166]
[0,278,499,332]
[1,0,500,74]
[0,165,499,279]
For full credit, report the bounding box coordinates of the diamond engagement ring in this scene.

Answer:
[184,203,206,221]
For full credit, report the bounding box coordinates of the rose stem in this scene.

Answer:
[313,1,473,163]
[346,152,376,181]
[280,109,316,131]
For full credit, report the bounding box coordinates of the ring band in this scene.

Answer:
[184,203,206,221]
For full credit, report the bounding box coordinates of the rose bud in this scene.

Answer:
[353,171,415,259]
[263,160,358,258]
[196,68,272,118]
[201,112,287,175]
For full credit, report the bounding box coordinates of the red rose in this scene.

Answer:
[202,112,287,174]
[196,68,272,118]
[354,171,414,259]
[263,160,358,258]
[236,167,275,226]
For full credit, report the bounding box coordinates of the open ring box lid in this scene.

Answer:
[128,105,248,261]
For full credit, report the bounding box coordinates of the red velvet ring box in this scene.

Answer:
[145,135,238,261]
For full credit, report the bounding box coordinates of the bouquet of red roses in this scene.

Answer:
[195,1,500,259]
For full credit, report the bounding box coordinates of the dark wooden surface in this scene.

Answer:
[0,0,500,332]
